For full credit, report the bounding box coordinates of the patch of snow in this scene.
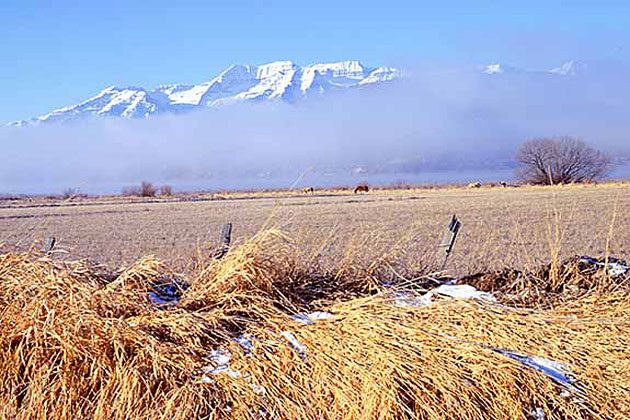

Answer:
[209,349,231,366]
[483,64,504,74]
[234,334,254,354]
[201,349,243,381]
[149,282,181,305]
[531,407,546,420]
[250,383,267,395]
[549,60,586,76]
[202,348,242,378]
[358,66,401,85]
[579,256,629,277]
[291,311,334,325]
[393,284,495,307]
[280,331,308,357]
[393,291,434,307]
[497,350,574,385]
[148,292,173,305]
[432,284,496,301]
[199,375,215,384]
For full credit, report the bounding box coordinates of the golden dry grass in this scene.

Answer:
[0,225,629,419]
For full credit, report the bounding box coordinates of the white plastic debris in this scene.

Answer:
[291,311,334,325]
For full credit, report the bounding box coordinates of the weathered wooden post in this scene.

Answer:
[440,215,461,270]
[42,236,56,255]
[215,223,232,259]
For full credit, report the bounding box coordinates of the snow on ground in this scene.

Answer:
[389,280,581,396]
[280,331,308,358]
[201,349,242,382]
[531,407,546,420]
[495,350,575,386]
[291,311,334,325]
[579,256,629,277]
[234,334,254,354]
[393,284,496,307]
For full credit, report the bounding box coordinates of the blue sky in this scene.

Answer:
[1,0,629,123]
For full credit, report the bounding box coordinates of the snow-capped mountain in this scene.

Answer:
[8,59,594,127]
[10,61,400,126]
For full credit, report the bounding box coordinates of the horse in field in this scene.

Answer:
[467,182,481,189]
[354,184,369,194]
[302,187,314,194]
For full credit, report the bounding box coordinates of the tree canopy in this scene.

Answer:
[515,137,612,185]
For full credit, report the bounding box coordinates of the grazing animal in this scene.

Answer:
[500,181,508,188]
[354,184,369,194]
[467,182,481,189]
[302,186,314,194]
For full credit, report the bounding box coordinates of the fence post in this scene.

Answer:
[215,223,232,259]
[42,236,56,255]
[439,215,461,270]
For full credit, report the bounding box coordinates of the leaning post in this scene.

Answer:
[42,236,56,255]
[439,215,461,271]
[215,223,232,259]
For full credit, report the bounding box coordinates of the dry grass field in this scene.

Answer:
[1,183,629,276]
[1,183,630,420]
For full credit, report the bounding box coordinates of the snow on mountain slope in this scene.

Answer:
[549,60,588,76]
[481,60,588,76]
[8,59,590,127]
[12,86,174,126]
[10,60,399,126]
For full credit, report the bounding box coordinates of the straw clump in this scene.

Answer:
[0,231,629,420]
[460,256,630,307]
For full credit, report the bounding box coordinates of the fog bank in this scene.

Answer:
[2,62,630,194]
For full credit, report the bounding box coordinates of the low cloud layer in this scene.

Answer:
[2,62,630,194]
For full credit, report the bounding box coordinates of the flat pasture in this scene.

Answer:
[1,183,628,275]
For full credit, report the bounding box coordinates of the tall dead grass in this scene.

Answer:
[0,228,628,419]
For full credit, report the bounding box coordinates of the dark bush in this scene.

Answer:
[140,182,157,197]
[122,186,141,197]
[160,185,173,196]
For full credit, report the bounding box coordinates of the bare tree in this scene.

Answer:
[140,181,157,197]
[516,137,612,185]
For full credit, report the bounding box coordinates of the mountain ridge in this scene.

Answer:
[9,60,399,127]
[8,60,590,127]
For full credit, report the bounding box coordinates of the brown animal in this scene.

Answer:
[467,182,481,189]
[301,186,314,194]
[354,184,369,194]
